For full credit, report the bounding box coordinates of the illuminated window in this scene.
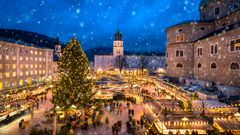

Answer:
[6,55,9,60]
[19,80,24,86]
[20,64,23,69]
[39,58,42,61]
[43,70,45,74]
[5,64,10,70]
[26,71,29,75]
[26,57,29,61]
[39,65,42,68]
[35,51,38,55]
[30,50,33,54]
[25,64,29,69]
[30,71,33,75]
[5,72,10,78]
[39,70,42,74]
[13,56,16,60]
[20,72,23,76]
[230,40,240,52]
[35,58,38,61]
[35,64,38,68]
[20,57,23,61]
[176,34,185,42]
[39,52,42,55]
[12,72,16,77]
[0,82,3,90]
[43,58,45,61]
[0,55,2,60]
[12,64,16,69]
[30,64,33,68]
[30,57,33,61]
[35,70,38,74]
[49,58,52,62]
[49,70,52,74]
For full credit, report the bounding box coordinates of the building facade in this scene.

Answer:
[165,0,240,87]
[0,40,54,91]
[94,31,165,73]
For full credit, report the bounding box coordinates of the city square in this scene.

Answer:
[0,0,240,135]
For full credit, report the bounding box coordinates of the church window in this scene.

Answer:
[197,48,203,56]
[215,7,220,15]
[176,63,183,68]
[197,63,202,68]
[230,39,240,52]
[210,63,217,69]
[210,44,218,54]
[230,62,239,70]
[233,3,239,11]
[176,50,184,57]
[176,34,184,42]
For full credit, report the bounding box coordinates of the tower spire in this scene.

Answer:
[115,29,122,41]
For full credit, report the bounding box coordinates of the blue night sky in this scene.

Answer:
[0,0,201,52]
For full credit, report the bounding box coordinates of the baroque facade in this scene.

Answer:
[165,0,240,87]
[94,31,165,73]
[0,39,54,91]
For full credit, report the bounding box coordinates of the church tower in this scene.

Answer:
[55,37,62,57]
[113,30,124,57]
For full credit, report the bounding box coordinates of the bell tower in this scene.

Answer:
[55,37,62,57]
[113,30,124,57]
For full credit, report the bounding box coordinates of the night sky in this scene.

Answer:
[0,0,201,52]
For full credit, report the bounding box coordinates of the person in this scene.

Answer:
[41,96,44,102]
[115,123,119,135]
[112,124,115,135]
[140,117,144,128]
[19,121,22,130]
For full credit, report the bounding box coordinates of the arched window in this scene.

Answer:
[230,62,239,70]
[176,63,183,68]
[211,63,217,69]
[197,63,202,68]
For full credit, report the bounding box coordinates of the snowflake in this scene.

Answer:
[80,22,84,27]
[76,9,80,14]
[131,11,136,16]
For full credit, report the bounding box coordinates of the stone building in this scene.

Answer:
[165,0,240,88]
[0,39,54,91]
[94,31,165,74]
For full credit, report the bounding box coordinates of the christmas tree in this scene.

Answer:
[52,37,94,110]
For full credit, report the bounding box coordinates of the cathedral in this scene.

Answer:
[94,31,165,74]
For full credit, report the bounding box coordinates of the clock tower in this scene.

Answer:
[113,30,124,57]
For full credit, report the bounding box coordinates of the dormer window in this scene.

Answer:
[215,7,220,15]
[176,34,185,42]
